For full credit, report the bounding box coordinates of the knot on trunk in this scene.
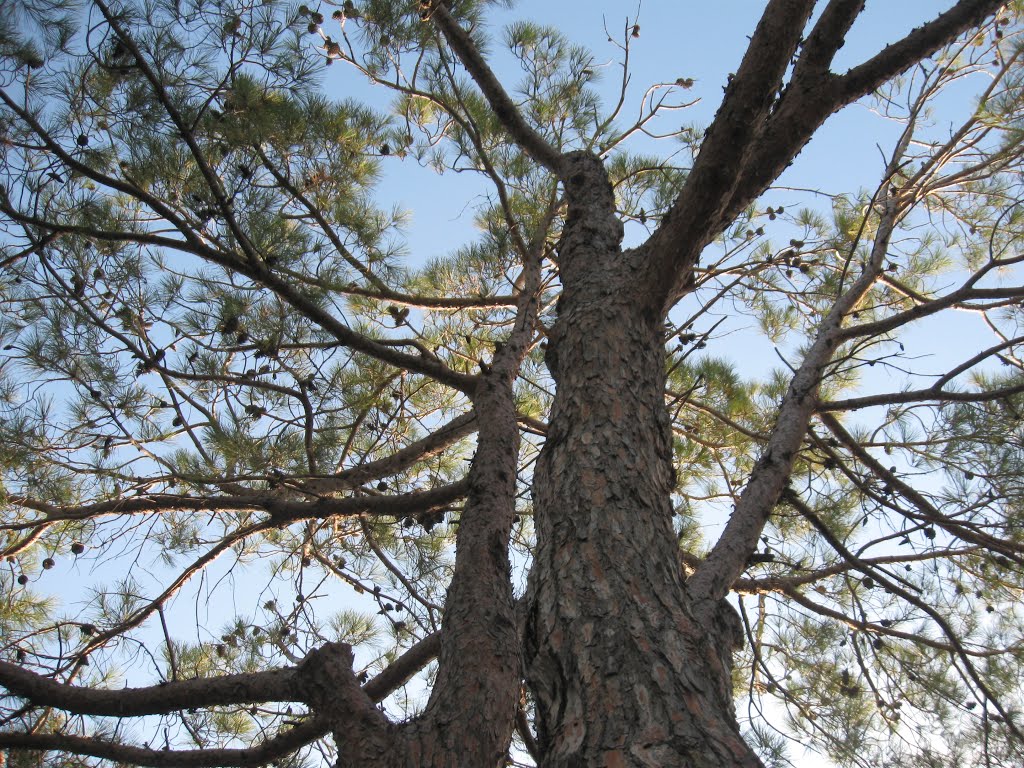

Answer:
[562,150,616,214]
[296,641,356,708]
[296,642,398,763]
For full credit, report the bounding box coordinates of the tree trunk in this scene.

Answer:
[323,376,522,768]
[525,153,763,768]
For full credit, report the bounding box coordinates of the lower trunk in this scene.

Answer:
[525,230,763,765]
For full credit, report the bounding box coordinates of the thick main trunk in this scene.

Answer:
[525,153,763,767]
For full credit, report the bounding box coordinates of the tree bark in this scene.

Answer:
[525,153,762,768]
[321,376,522,768]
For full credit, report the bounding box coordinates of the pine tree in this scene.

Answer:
[1,1,1024,766]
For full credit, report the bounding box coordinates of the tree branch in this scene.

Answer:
[819,380,1024,413]
[0,663,298,718]
[428,1,564,173]
[9,480,470,528]
[834,0,1003,103]
[642,0,816,309]
[722,0,1003,241]
[0,93,476,395]
[0,719,328,768]
[818,412,1024,563]
[300,413,477,494]
[363,631,441,701]
[0,635,441,766]
[641,0,1004,315]
[791,0,865,76]
[687,195,899,612]
[787,491,1024,741]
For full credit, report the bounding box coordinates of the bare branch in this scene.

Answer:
[723,0,1004,239]
[0,663,298,717]
[643,0,816,309]
[9,480,470,528]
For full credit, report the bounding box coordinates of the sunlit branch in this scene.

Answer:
[819,381,1024,413]
[839,285,1024,342]
[688,191,901,612]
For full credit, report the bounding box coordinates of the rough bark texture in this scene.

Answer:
[525,153,762,768]
[402,374,522,767]
[326,376,522,768]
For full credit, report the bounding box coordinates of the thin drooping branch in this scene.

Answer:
[773,575,1019,657]
[818,412,1024,563]
[258,268,478,393]
[787,492,1024,742]
[428,1,564,173]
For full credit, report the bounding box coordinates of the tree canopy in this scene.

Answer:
[1,1,1024,766]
